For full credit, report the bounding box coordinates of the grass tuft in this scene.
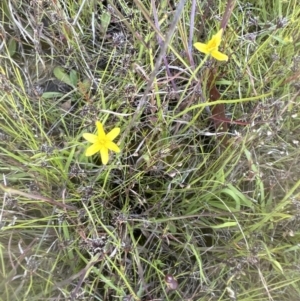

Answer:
[1,0,300,300]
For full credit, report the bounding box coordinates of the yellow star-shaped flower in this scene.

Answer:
[194,29,228,61]
[83,121,120,165]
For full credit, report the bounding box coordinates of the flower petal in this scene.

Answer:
[211,29,223,48]
[100,147,109,165]
[211,50,228,61]
[85,143,100,156]
[96,121,106,138]
[83,133,98,143]
[193,42,210,54]
[106,127,120,141]
[105,141,120,153]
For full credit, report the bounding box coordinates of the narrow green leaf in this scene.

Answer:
[42,92,64,99]
[69,70,78,86]
[8,38,17,57]
[100,11,111,33]
[53,66,74,87]
[210,222,237,229]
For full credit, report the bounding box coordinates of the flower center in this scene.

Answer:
[208,40,217,52]
[98,138,107,145]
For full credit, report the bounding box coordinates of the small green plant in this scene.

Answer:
[42,66,91,100]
